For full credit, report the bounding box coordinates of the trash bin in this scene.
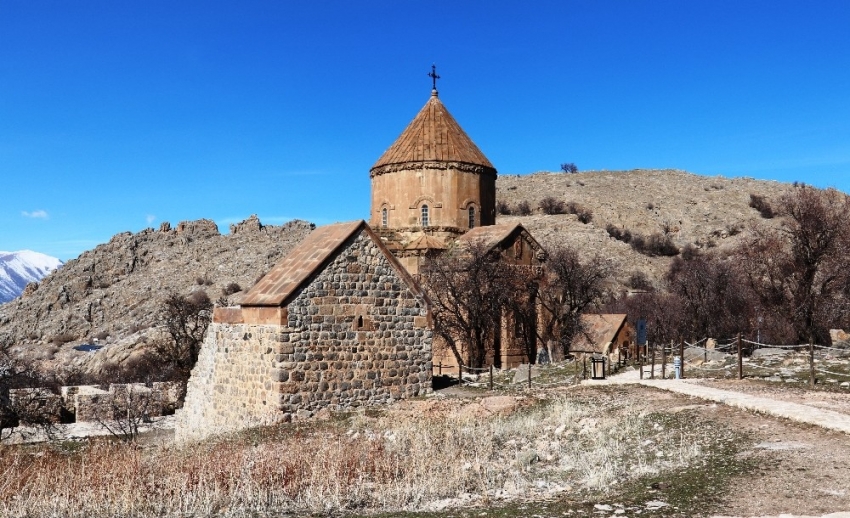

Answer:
[673,356,682,379]
[591,357,606,380]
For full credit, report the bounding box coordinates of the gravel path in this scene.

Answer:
[590,368,850,435]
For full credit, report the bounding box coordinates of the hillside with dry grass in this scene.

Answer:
[495,169,793,286]
[0,169,798,374]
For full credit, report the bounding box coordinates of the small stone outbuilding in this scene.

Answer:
[571,314,635,361]
[176,220,433,441]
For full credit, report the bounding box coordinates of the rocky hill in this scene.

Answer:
[496,169,793,285]
[0,216,314,376]
[0,169,798,375]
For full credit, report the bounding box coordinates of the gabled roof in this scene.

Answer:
[458,223,523,250]
[404,234,447,251]
[370,92,495,175]
[241,220,422,307]
[572,314,629,354]
[457,222,545,255]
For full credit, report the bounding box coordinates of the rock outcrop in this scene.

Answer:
[0,216,314,374]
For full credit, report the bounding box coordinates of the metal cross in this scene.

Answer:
[428,64,440,91]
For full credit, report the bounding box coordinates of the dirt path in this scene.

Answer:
[585,368,850,517]
[597,368,850,435]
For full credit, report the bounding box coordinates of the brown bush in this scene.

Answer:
[496,200,512,215]
[222,282,242,296]
[539,197,566,215]
[515,201,532,216]
[606,224,632,243]
[630,233,679,257]
[749,194,774,218]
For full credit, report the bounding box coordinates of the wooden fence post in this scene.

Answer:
[737,333,743,380]
[809,342,815,388]
[489,364,494,391]
[679,340,685,379]
[650,345,656,380]
[639,351,644,380]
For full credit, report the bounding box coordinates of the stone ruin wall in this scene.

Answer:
[7,382,181,424]
[177,231,433,442]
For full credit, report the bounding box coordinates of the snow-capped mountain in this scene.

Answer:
[0,250,63,304]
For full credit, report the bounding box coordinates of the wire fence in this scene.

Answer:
[434,335,850,392]
[632,335,850,386]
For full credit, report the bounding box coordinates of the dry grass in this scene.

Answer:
[0,393,705,517]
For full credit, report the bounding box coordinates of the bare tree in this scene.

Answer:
[152,290,213,380]
[537,246,612,356]
[420,241,532,369]
[0,340,58,442]
[604,291,686,347]
[738,186,850,344]
[666,254,752,341]
[95,385,160,443]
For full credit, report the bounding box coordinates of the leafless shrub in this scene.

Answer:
[680,243,701,261]
[496,200,512,215]
[748,194,774,218]
[560,162,578,173]
[95,385,161,443]
[515,201,532,216]
[627,271,652,291]
[539,197,566,215]
[630,233,679,257]
[564,202,592,223]
[222,282,242,296]
[152,290,213,386]
[1,344,59,442]
[606,224,632,243]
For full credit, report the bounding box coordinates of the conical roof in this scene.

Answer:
[370,91,496,177]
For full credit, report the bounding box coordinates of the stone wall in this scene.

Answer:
[177,230,432,442]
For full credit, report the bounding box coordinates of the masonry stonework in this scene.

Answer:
[176,228,432,441]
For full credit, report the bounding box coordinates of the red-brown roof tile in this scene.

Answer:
[241,220,424,308]
[371,92,495,172]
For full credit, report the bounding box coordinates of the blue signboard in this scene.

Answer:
[636,319,647,346]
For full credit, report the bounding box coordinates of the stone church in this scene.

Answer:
[369,82,546,372]
[176,77,545,441]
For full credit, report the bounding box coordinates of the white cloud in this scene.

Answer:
[146,214,156,225]
[22,210,48,219]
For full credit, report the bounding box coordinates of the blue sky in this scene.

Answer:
[2,1,849,261]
